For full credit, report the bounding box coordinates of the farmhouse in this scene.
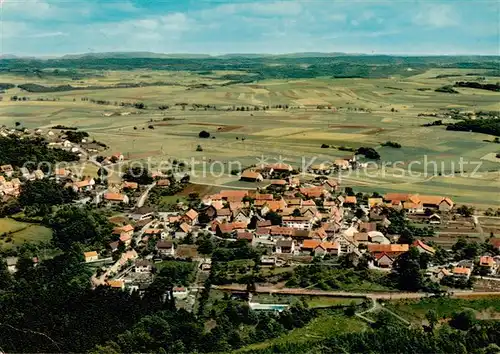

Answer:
[479,256,498,274]
[72,178,95,192]
[367,244,409,259]
[157,179,171,187]
[135,259,153,273]
[156,240,175,256]
[375,253,395,268]
[275,240,295,254]
[182,209,199,225]
[104,192,129,204]
[240,170,264,182]
[130,206,155,220]
[122,181,139,190]
[452,266,471,279]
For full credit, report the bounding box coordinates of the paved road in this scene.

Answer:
[136,182,156,208]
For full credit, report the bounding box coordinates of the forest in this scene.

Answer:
[0,136,79,169]
[0,55,499,81]
[446,118,500,136]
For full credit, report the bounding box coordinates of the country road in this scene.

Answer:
[211,285,500,300]
[136,182,156,208]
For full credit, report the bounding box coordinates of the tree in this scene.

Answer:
[196,145,203,152]
[456,205,474,217]
[15,121,21,127]
[0,256,12,289]
[199,130,210,138]
[392,246,424,291]
[123,166,153,185]
[292,208,301,217]
[265,211,282,225]
[425,310,438,331]
[398,228,415,245]
[450,309,476,330]
[46,206,113,251]
[19,179,77,212]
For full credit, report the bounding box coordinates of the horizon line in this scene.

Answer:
[2,51,500,59]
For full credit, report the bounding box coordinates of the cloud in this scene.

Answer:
[3,0,96,20]
[413,4,459,28]
[329,14,347,22]
[211,0,302,17]
[28,31,68,38]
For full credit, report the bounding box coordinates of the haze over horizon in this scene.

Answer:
[0,0,498,56]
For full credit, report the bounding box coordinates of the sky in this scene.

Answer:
[0,0,499,56]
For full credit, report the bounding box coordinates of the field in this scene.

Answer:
[0,218,53,249]
[385,296,500,324]
[238,309,367,352]
[1,65,499,208]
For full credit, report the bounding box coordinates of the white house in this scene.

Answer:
[135,259,153,273]
[281,216,314,230]
[84,251,99,262]
[156,240,175,257]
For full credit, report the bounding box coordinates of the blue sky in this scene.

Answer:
[1,0,498,56]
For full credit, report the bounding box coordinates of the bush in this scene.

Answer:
[450,309,476,330]
[356,147,380,160]
[381,141,401,148]
[321,143,330,148]
[196,145,203,152]
[199,130,210,138]
[435,85,459,94]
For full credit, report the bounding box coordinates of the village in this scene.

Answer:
[1,125,500,312]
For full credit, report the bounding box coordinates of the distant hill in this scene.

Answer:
[1,51,498,61]
[60,52,213,59]
[59,52,359,60]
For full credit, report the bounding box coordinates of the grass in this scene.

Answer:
[0,218,53,249]
[238,309,367,352]
[385,296,500,324]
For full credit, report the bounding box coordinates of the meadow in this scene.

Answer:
[0,218,53,249]
[0,63,498,208]
[384,296,500,324]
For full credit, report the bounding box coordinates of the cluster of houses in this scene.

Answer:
[239,157,361,183]
[69,159,500,294]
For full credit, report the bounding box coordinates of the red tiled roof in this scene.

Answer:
[240,170,263,180]
[123,181,138,189]
[480,256,495,267]
[270,226,294,236]
[344,196,357,204]
[453,267,471,275]
[367,244,409,254]
[384,193,410,202]
[104,193,126,201]
[157,179,171,186]
[220,190,249,199]
[184,209,198,220]
[237,232,254,241]
[412,240,436,254]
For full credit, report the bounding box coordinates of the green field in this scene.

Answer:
[385,296,500,324]
[238,309,367,352]
[1,66,499,208]
[0,218,53,249]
